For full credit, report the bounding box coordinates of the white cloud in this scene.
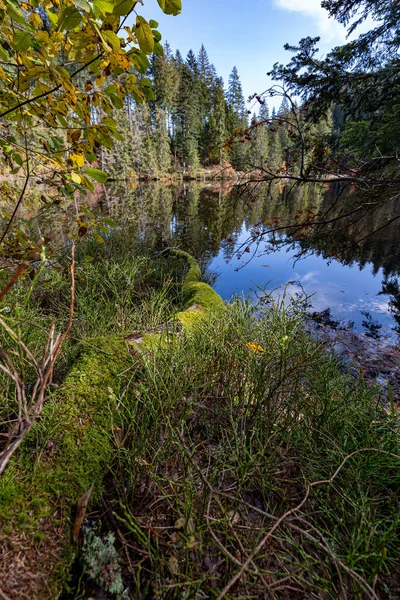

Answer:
[274,0,376,44]
[300,271,319,284]
[274,0,348,42]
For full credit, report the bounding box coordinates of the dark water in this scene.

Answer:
[99,181,400,343]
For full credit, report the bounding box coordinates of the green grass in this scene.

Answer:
[103,297,400,599]
[0,235,187,426]
[0,234,399,599]
[0,234,189,597]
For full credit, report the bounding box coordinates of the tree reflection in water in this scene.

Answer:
[37,179,400,343]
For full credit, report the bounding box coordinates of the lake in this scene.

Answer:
[99,179,400,343]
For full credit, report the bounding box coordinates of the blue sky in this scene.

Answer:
[139,0,357,109]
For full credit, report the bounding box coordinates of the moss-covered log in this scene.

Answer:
[0,251,223,599]
[0,337,131,599]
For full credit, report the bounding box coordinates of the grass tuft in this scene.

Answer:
[104,297,400,599]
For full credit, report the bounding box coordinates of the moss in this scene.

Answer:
[0,336,132,598]
[165,248,224,312]
[182,281,224,311]
[0,250,223,597]
[176,306,206,329]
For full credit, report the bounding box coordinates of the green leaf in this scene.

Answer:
[79,175,94,192]
[45,9,58,26]
[157,0,182,16]
[154,41,164,57]
[149,19,158,28]
[84,168,109,183]
[13,153,23,166]
[57,7,82,31]
[113,0,135,16]
[81,207,95,217]
[104,83,118,95]
[7,4,29,26]
[153,30,162,42]
[93,0,114,15]
[103,217,117,228]
[109,94,124,109]
[13,31,33,52]
[139,78,154,101]
[101,116,118,128]
[130,50,150,73]
[74,0,91,11]
[0,45,9,61]
[135,16,154,54]
[102,30,121,51]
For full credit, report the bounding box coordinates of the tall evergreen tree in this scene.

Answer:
[196,45,218,160]
[205,76,228,164]
[226,67,248,170]
[251,103,270,169]
[154,107,172,174]
[226,66,246,118]
[102,102,142,178]
[151,42,179,136]
[173,53,202,172]
[138,105,158,176]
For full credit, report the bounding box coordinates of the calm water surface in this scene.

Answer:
[102,180,400,343]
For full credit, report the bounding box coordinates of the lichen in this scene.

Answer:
[82,529,124,597]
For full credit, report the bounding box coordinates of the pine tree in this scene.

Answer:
[269,107,283,169]
[186,49,199,77]
[205,76,228,165]
[102,101,142,179]
[151,42,179,136]
[197,45,216,113]
[198,44,212,84]
[154,107,172,174]
[226,66,246,119]
[173,53,202,172]
[138,105,158,176]
[226,67,249,170]
[251,102,270,169]
[277,98,290,166]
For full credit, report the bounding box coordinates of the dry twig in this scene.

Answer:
[0,245,75,475]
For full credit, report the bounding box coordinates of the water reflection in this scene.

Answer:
[101,181,400,342]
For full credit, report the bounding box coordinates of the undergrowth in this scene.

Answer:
[1,233,399,599]
[76,296,400,599]
[0,236,187,429]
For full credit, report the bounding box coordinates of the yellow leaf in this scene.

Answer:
[246,342,265,354]
[109,52,130,70]
[174,517,185,530]
[168,556,179,574]
[29,11,43,28]
[186,536,198,549]
[135,16,154,54]
[70,153,84,168]
[71,172,81,184]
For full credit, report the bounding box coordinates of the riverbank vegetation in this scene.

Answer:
[1,231,400,598]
